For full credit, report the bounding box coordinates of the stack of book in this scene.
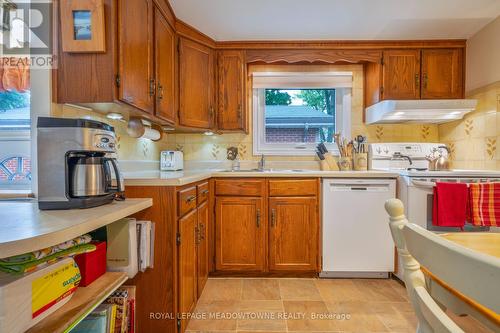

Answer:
[72,285,136,333]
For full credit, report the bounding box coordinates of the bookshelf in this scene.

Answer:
[26,272,128,333]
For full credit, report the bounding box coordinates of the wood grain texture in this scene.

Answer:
[217,50,247,131]
[245,49,382,64]
[421,48,464,99]
[196,182,209,205]
[154,6,176,124]
[126,186,178,333]
[177,186,197,217]
[197,201,209,298]
[268,179,318,197]
[215,197,266,271]
[440,233,500,259]
[269,197,318,272]
[382,49,421,100]
[175,19,217,48]
[364,62,382,108]
[215,179,266,196]
[117,0,154,113]
[178,37,216,129]
[178,209,198,332]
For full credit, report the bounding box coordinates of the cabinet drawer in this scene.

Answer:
[197,182,210,204]
[215,179,265,196]
[178,186,197,217]
[269,179,318,197]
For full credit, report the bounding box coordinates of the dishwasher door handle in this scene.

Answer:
[329,184,390,192]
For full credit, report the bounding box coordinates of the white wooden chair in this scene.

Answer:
[385,198,500,333]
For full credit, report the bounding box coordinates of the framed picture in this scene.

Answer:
[60,0,105,53]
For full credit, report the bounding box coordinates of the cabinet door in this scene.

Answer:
[215,197,265,271]
[269,197,318,272]
[218,50,246,131]
[382,50,420,100]
[154,7,176,124]
[421,49,464,99]
[118,0,154,113]
[197,201,209,298]
[179,38,215,129]
[178,209,197,331]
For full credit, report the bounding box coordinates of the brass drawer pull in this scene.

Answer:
[201,189,209,195]
[256,208,261,228]
[186,195,196,203]
[271,209,276,227]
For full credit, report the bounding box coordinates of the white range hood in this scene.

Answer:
[365,99,477,124]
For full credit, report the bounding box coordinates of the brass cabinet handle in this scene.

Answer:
[415,74,420,90]
[195,226,200,245]
[149,79,156,97]
[237,104,242,119]
[201,189,209,195]
[186,195,196,203]
[271,209,276,227]
[423,73,428,89]
[256,208,261,228]
[157,83,164,99]
[200,223,205,240]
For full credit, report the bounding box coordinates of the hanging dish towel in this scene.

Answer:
[469,182,500,227]
[432,182,468,228]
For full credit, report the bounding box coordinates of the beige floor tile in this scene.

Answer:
[283,300,336,331]
[325,301,389,332]
[187,300,239,331]
[279,279,322,301]
[351,279,407,302]
[237,300,287,331]
[198,279,243,303]
[370,302,417,332]
[315,279,365,302]
[241,279,281,300]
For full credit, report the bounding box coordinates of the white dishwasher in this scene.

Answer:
[321,178,396,278]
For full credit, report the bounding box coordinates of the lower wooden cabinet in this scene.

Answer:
[215,197,265,271]
[197,201,209,297]
[215,178,320,274]
[178,209,198,332]
[269,197,318,271]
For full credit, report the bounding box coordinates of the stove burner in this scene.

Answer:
[407,167,428,171]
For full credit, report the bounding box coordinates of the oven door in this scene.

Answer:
[407,178,490,232]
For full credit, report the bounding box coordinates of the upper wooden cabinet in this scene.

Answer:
[118,0,154,113]
[179,38,216,129]
[382,50,420,100]
[217,50,247,132]
[421,49,464,99]
[153,6,176,124]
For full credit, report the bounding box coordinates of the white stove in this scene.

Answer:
[369,142,500,280]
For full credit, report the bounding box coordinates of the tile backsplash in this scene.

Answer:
[439,81,500,170]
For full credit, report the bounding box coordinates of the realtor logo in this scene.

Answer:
[0,0,55,68]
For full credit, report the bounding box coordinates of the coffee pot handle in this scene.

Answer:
[105,158,125,198]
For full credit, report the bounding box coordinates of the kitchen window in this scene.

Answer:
[252,71,352,155]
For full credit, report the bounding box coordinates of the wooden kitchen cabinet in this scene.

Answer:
[215,197,265,271]
[179,38,216,129]
[269,197,318,271]
[217,50,247,132]
[178,209,198,332]
[118,0,154,113]
[197,201,209,297]
[154,6,176,124]
[382,50,421,100]
[421,48,464,99]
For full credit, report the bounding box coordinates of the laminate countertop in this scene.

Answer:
[123,169,400,186]
[0,198,152,259]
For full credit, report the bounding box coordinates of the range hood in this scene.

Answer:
[365,99,477,124]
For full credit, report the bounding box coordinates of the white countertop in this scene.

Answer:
[123,169,400,186]
[0,198,152,259]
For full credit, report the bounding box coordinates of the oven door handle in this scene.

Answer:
[411,179,436,188]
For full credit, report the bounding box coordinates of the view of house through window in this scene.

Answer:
[265,89,336,144]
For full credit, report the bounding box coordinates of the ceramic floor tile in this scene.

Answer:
[351,279,407,302]
[241,279,281,300]
[237,300,287,331]
[369,302,417,332]
[198,278,243,303]
[279,279,322,301]
[283,300,336,331]
[325,301,389,332]
[186,300,239,331]
[315,279,365,302]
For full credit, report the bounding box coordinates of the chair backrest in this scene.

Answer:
[385,198,467,333]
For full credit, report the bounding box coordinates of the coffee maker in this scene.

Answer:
[37,117,125,210]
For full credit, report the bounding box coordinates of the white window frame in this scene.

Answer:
[253,88,351,156]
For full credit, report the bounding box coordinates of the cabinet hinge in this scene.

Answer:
[177,318,181,332]
[115,74,121,88]
[176,232,181,245]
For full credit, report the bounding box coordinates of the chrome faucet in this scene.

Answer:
[258,154,266,171]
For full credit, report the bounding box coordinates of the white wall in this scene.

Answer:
[466,16,500,93]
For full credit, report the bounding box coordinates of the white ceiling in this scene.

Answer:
[169,0,500,41]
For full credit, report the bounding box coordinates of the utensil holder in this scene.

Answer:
[353,153,368,171]
[338,157,352,171]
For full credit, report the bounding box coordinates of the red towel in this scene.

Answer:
[432,182,468,228]
[469,183,500,227]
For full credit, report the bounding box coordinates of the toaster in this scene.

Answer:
[161,151,184,171]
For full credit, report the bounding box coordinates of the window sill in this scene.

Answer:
[0,190,34,199]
